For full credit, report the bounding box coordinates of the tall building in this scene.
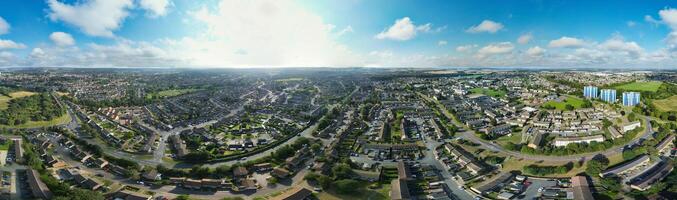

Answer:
[600,89,616,103]
[623,92,641,106]
[583,86,598,99]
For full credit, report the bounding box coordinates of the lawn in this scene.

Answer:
[0,114,71,129]
[614,81,663,92]
[470,88,506,97]
[0,140,12,151]
[542,95,585,110]
[316,182,389,200]
[147,89,200,99]
[653,95,677,112]
[0,91,37,109]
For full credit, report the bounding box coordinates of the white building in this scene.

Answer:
[553,135,605,147]
[622,121,641,132]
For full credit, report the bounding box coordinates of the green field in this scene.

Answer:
[0,140,12,151]
[615,81,663,92]
[147,89,200,99]
[542,95,585,110]
[470,88,506,97]
[653,95,677,112]
[0,91,37,109]
[0,114,71,129]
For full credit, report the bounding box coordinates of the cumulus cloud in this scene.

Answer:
[49,32,75,46]
[526,46,546,57]
[375,17,437,41]
[548,36,586,48]
[0,39,26,49]
[477,42,514,58]
[47,0,133,37]
[0,17,9,35]
[181,0,359,67]
[139,0,172,17]
[598,36,643,57]
[517,33,532,44]
[437,40,447,46]
[456,44,477,52]
[466,20,504,33]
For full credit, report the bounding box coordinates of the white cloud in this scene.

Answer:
[659,8,677,30]
[645,15,661,26]
[139,0,172,18]
[337,26,354,36]
[49,32,75,46]
[517,33,533,44]
[180,0,359,67]
[477,42,514,57]
[0,17,9,35]
[598,36,643,57]
[456,44,477,52]
[437,40,447,46]
[626,21,636,27]
[375,17,436,41]
[47,0,133,37]
[548,36,586,48]
[526,46,546,57]
[0,39,26,49]
[466,20,504,34]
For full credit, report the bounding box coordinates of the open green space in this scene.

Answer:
[316,181,389,200]
[146,89,200,99]
[653,95,677,112]
[0,114,71,129]
[0,91,37,109]
[0,140,12,150]
[470,88,506,97]
[614,81,663,92]
[542,95,586,110]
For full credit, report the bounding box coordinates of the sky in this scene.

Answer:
[1,0,677,68]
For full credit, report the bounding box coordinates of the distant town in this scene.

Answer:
[0,68,675,200]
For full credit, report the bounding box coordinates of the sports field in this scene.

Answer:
[614,81,662,92]
[653,95,677,112]
[0,91,37,109]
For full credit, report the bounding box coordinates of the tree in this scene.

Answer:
[585,155,609,176]
[565,104,575,111]
[332,163,353,179]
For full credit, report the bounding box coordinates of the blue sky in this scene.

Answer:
[1,0,677,68]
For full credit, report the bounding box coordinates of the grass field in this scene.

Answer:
[614,81,663,92]
[470,88,506,97]
[147,89,199,99]
[316,182,389,200]
[653,95,677,112]
[0,91,37,109]
[0,114,71,129]
[542,95,585,110]
[0,140,12,151]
